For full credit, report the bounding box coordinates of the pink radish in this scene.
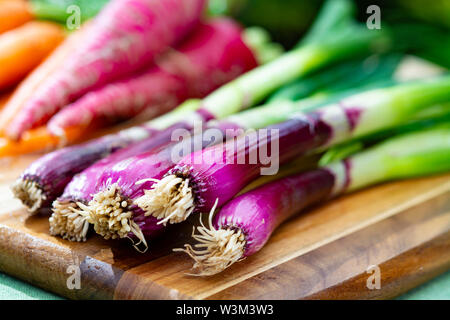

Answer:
[47,18,258,136]
[6,0,206,140]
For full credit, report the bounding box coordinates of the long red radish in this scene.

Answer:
[0,21,65,90]
[0,25,89,133]
[47,18,258,137]
[0,0,33,34]
[5,0,207,140]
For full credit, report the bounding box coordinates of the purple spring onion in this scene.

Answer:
[136,75,450,225]
[78,126,233,251]
[11,129,154,213]
[48,121,192,242]
[63,96,324,247]
[176,124,450,275]
[135,117,329,225]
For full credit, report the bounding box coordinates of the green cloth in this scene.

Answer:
[0,271,449,300]
[0,273,62,300]
[396,270,450,300]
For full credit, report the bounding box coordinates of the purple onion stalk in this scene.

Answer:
[77,127,233,251]
[60,97,323,247]
[177,124,450,275]
[136,75,450,225]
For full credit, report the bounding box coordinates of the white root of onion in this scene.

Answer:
[134,175,195,225]
[49,200,90,242]
[81,183,147,251]
[173,199,246,276]
[11,179,46,214]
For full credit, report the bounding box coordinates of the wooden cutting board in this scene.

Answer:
[0,154,449,300]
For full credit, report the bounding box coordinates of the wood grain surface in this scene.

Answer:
[0,153,448,300]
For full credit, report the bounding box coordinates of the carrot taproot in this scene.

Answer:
[5,0,207,140]
[0,126,84,157]
[0,0,33,34]
[0,24,89,133]
[0,21,65,90]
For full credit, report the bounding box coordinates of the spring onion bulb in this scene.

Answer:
[177,125,450,275]
[49,124,189,242]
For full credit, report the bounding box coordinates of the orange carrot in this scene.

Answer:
[0,126,84,157]
[0,21,65,90]
[0,24,88,133]
[0,92,64,156]
[0,0,33,34]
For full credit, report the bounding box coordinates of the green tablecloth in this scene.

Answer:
[0,273,61,300]
[1,270,449,300]
[396,271,450,300]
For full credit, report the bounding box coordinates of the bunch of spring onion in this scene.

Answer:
[13,0,387,213]
[134,75,450,226]
[176,123,450,275]
[48,96,336,246]
[62,76,450,249]
[48,52,405,244]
